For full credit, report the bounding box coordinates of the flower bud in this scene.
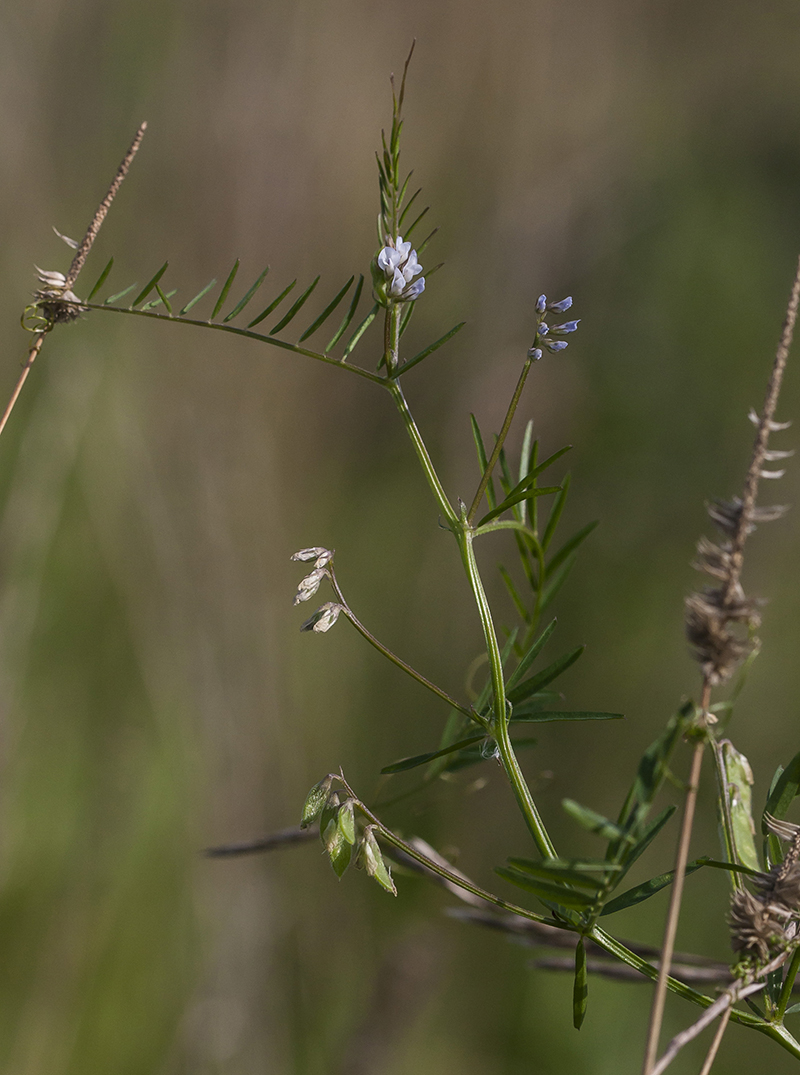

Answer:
[535,295,547,314]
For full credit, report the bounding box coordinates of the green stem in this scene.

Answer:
[467,352,535,524]
[460,529,556,859]
[776,946,800,1023]
[327,568,473,719]
[84,303,387,385]
[387,379,458,525]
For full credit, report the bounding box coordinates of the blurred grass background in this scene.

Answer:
[2,1,800,1072]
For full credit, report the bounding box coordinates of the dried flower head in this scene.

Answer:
[33,268,85,324]
[293,568,328,605]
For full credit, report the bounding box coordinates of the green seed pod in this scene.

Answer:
[300,775,334,829]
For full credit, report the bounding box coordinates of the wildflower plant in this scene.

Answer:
[14,44,800,1075]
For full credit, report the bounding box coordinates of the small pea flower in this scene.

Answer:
[293,568,328,605]
[300,602,343,633]
[543,340,569,353]
[535,294,547,314]
[550,320,580,335]
[548,296,573,313]
[291,547,334,568]
[527,347,543,361]
[373,236,425,305]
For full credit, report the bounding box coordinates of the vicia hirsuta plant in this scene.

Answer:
[14,44,800,1075]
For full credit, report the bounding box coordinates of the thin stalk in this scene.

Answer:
[642,688,710,1075]
[460,529,556,858]
[387,379,458,524]
[698,1009,731,1075]
[327,568,473,720]
[776,946,800,1023]
[337,773,554,924]
[0,332,46,438]
[85,304,386,385]
[467,352,536,524]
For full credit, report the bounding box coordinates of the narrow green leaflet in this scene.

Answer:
[476,486,561,529]
[546,520,599,576]
[506,857,616,890]
[539,553,578,613]
[153,283,173,314]
[298,276,355,342]
[763,749,800,829]
[495,866,596,909]
[470,415,496,511]
[573,938,588,1030]
[212,259,241,320]
[506,619,557,691]
[395,321,466,376]
[325,275,364,351]
[222,265,270,322]
[600,859,708,916]
[499,565,528,621]
[619,805,676,872]
[179,278,217,316]
[270,276,320,335]
[86,257,114,302]
[104,283,137,305]
[563,799,633,843]
[510,711,623,724]
[247,280,297,328]
[342,303,379,358]
[507,646,585,706]
[542,473,570,551]
[380,734,487,774]
[132,262,169,307]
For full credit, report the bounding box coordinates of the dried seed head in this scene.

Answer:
[684,587,758,685]
[33,267,85,324]
[730,889,786,964]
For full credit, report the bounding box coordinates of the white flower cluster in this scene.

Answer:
[290,548,343,632]
[376,236,425,303]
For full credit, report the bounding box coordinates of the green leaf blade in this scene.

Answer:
[132,262,169,308]
[298,276,355,342]
[86,257,114,302]
[222,265,270,322]
[212,259,241,320]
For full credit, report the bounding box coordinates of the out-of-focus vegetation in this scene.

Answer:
[2,1,800,1072]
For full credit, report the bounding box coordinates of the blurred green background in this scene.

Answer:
[2,1,800,1072]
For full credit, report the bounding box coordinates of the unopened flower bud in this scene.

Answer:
[537,323,549,337]
[527,347,543,361]
[535,295,547,314]
[300,602,343,633]
[544,340,568,353]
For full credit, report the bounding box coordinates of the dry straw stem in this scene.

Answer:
[643,253,800,1075]
[1,123,147,441]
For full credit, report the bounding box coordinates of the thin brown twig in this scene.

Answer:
[64,122,147,290]
[697,1007,731,1075]
[2,124,148,441]
[723,253,800,604]
[0,332,47,439]
[644,255,800,1074]
[643,699,709,1075]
